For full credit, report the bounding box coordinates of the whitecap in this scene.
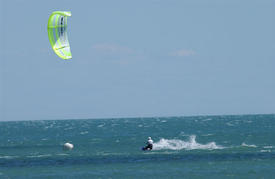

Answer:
[202,118,212,122]
[202,134,213,136]
[96,152,123,156]
[56,153,69,156]
[80,131,89,135]
[263,146,273,149]
[97,124,105,128]
[0,155,18,159]
[226,122,234,126]
[27,154,52,158]
[241,142,257,148]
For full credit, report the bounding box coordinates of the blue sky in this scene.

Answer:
[1,0,275,121]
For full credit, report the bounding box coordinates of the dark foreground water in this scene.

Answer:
[0,114,275,178]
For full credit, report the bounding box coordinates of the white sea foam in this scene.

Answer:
[27,154,52,158]
[97,124,105,128]
[263,146,273,149]
[56,153,69,156]
[202,118,212,122]
[226,122,234,126]
[241,142,257,148]
[153,135,223,151]
[80,131,89,135]
[0,155,19,159]
[202,134,213,136]
[96,152,123,156]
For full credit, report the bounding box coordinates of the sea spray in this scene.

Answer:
[153,135,223,150]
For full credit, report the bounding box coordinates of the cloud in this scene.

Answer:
[171,49,195,57]
[92,43,134,54]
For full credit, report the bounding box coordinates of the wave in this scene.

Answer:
[241,142,257,148]
[263,146,273,149]
[80,131,89,135]
[56,153,69,156]
[153,135,223,151]
[97,124,105,128]
[0,155,19,159]
[26,154,52,158]
[202,118,212,122]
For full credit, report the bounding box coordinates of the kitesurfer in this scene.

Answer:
[143,137,153,150]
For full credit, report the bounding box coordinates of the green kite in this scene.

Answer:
[48,11,72,60]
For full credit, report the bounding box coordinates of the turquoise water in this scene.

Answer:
[0,114,275,178]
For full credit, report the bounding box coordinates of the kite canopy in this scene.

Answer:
[48,11,72,59]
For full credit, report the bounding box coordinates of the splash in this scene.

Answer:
[153,135,223,150]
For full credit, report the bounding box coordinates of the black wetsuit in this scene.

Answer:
[143,144,153,150]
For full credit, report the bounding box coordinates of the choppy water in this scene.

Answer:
[0,114,275,178]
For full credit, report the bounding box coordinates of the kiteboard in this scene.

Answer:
[142,147,152,151]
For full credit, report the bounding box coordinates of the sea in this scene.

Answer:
[0,114,275,178]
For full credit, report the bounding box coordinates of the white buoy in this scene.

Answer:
[63,142,74,150]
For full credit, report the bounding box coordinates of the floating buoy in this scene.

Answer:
[63,142,74,150]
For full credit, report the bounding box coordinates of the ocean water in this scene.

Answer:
[0,114,275,178]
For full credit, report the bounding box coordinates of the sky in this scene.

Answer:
[0,0,275,121]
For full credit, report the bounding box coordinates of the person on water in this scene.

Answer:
[143,137,154,150]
